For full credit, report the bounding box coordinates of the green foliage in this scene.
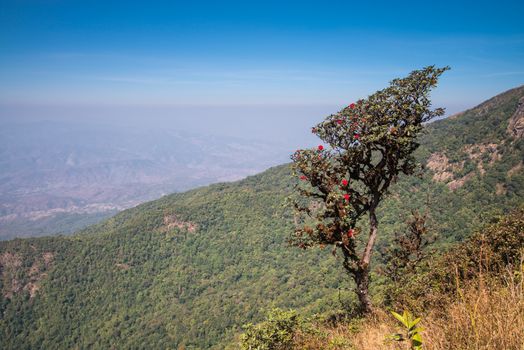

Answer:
[432,206,524,288]
[240,308,302,350]
[389,310,423,350]
[385,207,524,312]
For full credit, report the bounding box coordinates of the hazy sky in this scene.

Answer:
[1,0,523,132]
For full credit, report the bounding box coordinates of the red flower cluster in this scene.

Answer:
[354,134,360,140]
[318,145,324,151]
[336,119,343,125]
[349,103,356,109]
[347,229,355,238]
[341,179,349,186]
[344,193,350,202]
[300,175,307,180]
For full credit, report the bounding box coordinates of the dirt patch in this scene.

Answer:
[1,253,23,298]
[115,263,131,270]
[507,96,524,138]
[0,252,22,269]
[24,282,40,298]
[427,153,463,182]
[29,260,41,276]
[448,173,475,191]
[464,143,500,176]
[42,252,54,265]
[508,162,523,178]
[495,183,507,196]
[433,171,454,182]
[464,143,498,162]
[0,251,54,299]
[427,153,450,173]
[163,214,197,233]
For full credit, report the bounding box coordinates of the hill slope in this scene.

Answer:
[1,86,523,349]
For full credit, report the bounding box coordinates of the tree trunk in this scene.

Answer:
[354,265,373,314]
[354,208,379,314]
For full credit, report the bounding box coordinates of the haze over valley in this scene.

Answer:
[0,112,323,239]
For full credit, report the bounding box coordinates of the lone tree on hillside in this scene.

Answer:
[290,66,448,313]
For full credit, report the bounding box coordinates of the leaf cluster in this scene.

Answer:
[389,310,423,350]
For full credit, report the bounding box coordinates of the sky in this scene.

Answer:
[1,0,523,139]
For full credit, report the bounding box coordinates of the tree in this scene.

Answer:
[380,210,435,308]
[290,66,448,313]
[381,210,434,285]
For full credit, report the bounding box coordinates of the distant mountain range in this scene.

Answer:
[0,121,291,239]
[0,86,523,349]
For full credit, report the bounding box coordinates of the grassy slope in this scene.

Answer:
[293,207,524,350]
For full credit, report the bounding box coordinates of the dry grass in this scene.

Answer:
[423,267,524,350]
[294,323,356,350]
[296,266,524,350]
[348,312,400,350]
[295,311,405,350]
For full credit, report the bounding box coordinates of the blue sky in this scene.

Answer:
[1,0,523,116]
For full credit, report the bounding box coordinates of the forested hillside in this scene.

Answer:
[1,86,523,349]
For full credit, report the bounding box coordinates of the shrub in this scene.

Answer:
[390,207,524,311]
[240,308,302,350]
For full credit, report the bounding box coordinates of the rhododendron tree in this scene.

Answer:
[290,66,448,313]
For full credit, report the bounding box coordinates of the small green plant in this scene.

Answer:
[389,310,423,350]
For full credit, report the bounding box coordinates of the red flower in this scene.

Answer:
[318,145,324,151]
[336,119,343,125]
[349,103,356,109]
[344,193,350,202]
[341,179,349,186]
[354,134,360,139]
[347,229,355,238]
[300,175,307,180]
